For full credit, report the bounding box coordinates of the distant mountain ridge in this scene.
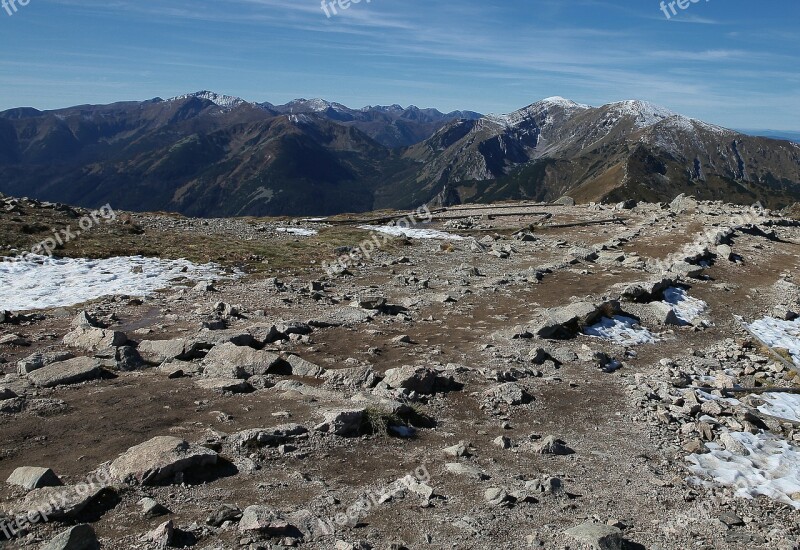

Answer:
[0,91,798,217]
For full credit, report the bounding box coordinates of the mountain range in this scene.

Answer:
[0,91,798,217]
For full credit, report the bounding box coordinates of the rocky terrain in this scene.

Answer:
[1,193,800,549]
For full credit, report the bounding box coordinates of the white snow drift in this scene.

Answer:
[0,255,221,312]
[358,224,465,240]
[584,315,658,346]
[687,431,800,510]
[745,316,800,366]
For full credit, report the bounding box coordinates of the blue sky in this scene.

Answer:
[0,0,798,130]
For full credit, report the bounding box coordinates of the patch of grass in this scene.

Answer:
[361,407,405,437]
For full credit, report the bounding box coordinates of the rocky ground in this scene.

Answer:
[0,194,799,550]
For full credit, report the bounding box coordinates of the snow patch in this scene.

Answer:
[745,317,800,366]
[606,100,676,129]
[663,287,708,325]
[358,225,465,241]
[584,315,658,345]
[0,256,221,312]
[757,393,800,423]
[276,227,318,237]
[169,91,247,109]
[687,431,800,509]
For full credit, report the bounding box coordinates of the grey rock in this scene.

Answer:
[383,366,438,394]
[41,524,100,550]
[444,463,489,480]
[109,436,218,485]
[564,522,624,550]
[137,338,205,363]
[532,435,574,455]
[202,343,281,379]
[27,357,103,388]
[6,466,62,490]
[62,326,127,352]
[17,351,74,375]
[230,424,308,449]
[207,504,243,527]
[238,505,293,535]
[314,409,365,436]
[139,497,170,518]
[194,377,253,393]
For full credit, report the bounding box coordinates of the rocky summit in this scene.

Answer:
[1,195,800,549]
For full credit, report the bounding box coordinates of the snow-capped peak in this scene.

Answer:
[539,96,591,110]
[485,96,590,128]
[605,100,677,128]
[169,91,247,109]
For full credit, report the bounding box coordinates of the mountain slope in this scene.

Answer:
[384,98,800,209]
[0,92,798,216]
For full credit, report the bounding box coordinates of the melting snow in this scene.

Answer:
[663,287,708,325]
[584,315,658,345]
[757,393,800,423]
[358,225,465,240]
[0,255,221,312]
[687,431,800,509]
[276,227,318,236]
[745,317,800,366]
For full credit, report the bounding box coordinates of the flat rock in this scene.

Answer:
[17,351,74,375]
[230,424,308,449]
[109,436,218,485]
[27,357,103,388]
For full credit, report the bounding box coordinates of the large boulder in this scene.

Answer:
[63,326,127,352]
[202,343,281,379]
[27,357,103,388]
[278,355,326,378]
[239,505,296,536]
[16,485,111,521]
[17,351,74,375]
[533,302,618,339]
[137,338,206,363]
[6,466,62,490]
[314,409,365,436]
[109,436,218,485]
[383,366,438,394]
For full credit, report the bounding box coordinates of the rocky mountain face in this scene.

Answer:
[395,98,800,209]
[0,92,798,216]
